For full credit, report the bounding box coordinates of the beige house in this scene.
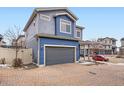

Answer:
[80,37,117,56]
[97,37,117,54]
[80,40,105,56]
[12,35,26,48]
[17,35,26,48]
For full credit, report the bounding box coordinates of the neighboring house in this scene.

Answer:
[80,40,105,56]
[24,7,84,66]
[80,37,117,56]
[17,35,26,48]
[11,39,16,47]
[97,37,117,54]
[119,38,124,56]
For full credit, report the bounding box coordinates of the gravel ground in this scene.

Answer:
[0,63,124,86]
[108,57,124,63]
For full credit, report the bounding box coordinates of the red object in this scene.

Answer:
[92,55,109,61]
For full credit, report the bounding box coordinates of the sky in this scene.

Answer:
[0,7,124,47]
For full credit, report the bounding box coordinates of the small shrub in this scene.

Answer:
[0,58,6,64]
[12,58,23,68]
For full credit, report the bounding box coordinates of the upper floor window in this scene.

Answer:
[40,14,50,21]
[60,19,71,34]
[76,30,81,38]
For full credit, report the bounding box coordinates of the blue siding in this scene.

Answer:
[39,37,80,65]
[55,15,75,38]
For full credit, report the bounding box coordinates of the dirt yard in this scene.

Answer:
[0,62,124,86]
[108,56,124,63]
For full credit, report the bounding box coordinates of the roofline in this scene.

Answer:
[35,7,78,20]
[98,37,117,41]
[23,9,37,31]
[76,25,85,30]
[23,7,78,32]
[54,13,77,21]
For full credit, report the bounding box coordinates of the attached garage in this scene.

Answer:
[37,36,80,66]
[44,45,76,66]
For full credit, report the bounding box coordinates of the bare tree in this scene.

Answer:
[4,25,23,60]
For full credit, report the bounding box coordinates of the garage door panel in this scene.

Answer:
[45,47,75,65]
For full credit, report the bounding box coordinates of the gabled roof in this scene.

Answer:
[23,7,78,32]
[35,7,78,20]
[54,13,77,21]
[80,40,102,45]
[98,37,117,41]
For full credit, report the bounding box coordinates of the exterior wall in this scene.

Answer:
[39,37,80,65]
[26,38,38,63]
[55,15,75,38]
[38,10,68,35]
[25,14,39,48]
[25,15,39,63]
[0,48,32,65]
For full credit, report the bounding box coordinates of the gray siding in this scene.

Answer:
[25,14,39,48]
[26,38,38,63]
[38,10,69,35]
[25,15,39,63]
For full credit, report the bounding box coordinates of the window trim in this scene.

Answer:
[76,29,81,38]
[60,19,72,34]
[40,14,50,21]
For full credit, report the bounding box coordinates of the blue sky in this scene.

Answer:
[0,7,124,47]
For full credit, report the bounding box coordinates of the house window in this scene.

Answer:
[76,30,81,38]
[60,19,71,34]
[40,14,50,21]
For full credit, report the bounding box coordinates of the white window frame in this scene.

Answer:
[40,14,50,21]
[76,30,81,38]
[60,19,72,34]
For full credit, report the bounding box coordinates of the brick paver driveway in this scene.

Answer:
[0,63,124,86]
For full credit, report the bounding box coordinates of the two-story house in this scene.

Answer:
[80,40,105,56]
[24,7,84,66]
[97,37,117,54]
